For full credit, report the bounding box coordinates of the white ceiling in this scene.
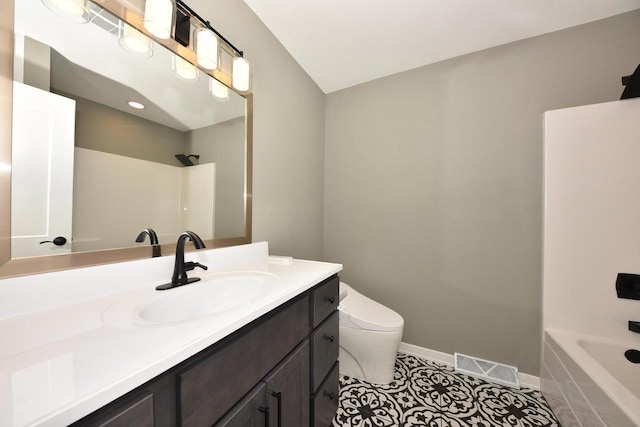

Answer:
[243,0,640,93]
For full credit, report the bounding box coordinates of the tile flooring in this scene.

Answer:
[332,353,560,427]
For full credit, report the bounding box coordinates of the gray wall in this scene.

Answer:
[61,93,188,166]
[190,117,246,238]
[324,10,640,375]
[191,0,326,260]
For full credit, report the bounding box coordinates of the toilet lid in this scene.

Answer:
[339,284,404,332]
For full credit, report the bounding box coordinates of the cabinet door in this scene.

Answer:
[179,296,309,426]
[215,383,267,427]
[263,341,310,427]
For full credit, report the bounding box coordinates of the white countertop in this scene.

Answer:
[0,242,342,426]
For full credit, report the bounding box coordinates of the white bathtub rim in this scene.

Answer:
[545,328,640,425]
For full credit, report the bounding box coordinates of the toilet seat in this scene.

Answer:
[339,283,404,332]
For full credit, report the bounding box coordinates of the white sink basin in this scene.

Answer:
[103,271,282,328]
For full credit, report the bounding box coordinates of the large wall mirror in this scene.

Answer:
[0,0,252,278]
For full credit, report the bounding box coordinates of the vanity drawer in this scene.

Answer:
[312,362,339,427]
[312,275,339,327]
[72,392,154,427]
[311,310,339,392]
[178,296,309,427]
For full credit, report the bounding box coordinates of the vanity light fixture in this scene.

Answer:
[209,76,230,101]
[41,0,90,23]
[119,22,154,57]
[175,0,251,93]
[88,0,252,94]
[194,28,219,70]
[173,55,199,82]
[127,101,145,110]
[143,0,175,40]
[232,57,251,92]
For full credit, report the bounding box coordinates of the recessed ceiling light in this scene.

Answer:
[127,101,145,110]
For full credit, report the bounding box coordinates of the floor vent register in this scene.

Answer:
[454,352,520,389]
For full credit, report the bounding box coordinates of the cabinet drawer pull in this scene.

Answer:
[271,391,282,427]
[324,391,335,400]
[258,406,270,427]
[324,334,335,343]
[326,296,335,304]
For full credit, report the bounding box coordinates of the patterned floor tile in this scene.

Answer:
[332,353,560,427]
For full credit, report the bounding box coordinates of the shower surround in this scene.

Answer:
[542,98,640,426]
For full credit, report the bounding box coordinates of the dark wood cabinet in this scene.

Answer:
[312,363,339,427]
[263,341,310,427]
[214,383,268,427]
[311,311,339,391]
[73,274,340,427]
[72,392,156,427]
[100,393,154,427]
[311,276,339,328]
[309,276,340,427]
[178,297,309,426]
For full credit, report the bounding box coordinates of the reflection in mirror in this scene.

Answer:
[11,0,249,260]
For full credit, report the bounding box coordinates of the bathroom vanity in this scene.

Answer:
[74,275,339,427]
[0,242,342,426]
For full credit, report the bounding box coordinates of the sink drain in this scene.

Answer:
[624,349,640,363]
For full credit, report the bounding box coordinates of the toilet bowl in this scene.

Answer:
[338,282,404,385]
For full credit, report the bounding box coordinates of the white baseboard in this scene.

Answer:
[398,342,540,390]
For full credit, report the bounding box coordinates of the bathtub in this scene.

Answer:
[541,329,640,426]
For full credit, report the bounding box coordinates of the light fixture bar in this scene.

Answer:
[175,0,243,58]
[88,0,251,93]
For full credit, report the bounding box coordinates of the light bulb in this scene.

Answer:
[209,77,230,101]
[173,56,199,82]
[232,57,251,92]
[119,23,153,57]
[41,0,90,23]
[195,28,218,70]
[143,0,174,40]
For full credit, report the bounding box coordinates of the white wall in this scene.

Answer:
[543,98,640,339]
[189,117,245,238]
[180,163,216,238]
[73,148,214,251]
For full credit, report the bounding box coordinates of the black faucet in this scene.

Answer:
[156,231,208,290]
[135,228,161,257]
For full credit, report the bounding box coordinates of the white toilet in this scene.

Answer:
[338,281,404,385]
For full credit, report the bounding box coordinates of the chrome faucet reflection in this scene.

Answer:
[135,228,161,257]
[156,231,208,290]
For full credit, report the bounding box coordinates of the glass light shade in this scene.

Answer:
[173,55,199,82]
[143,0,175,39]
[232,57,251,92]
[119,23,153,57]
[41,0,90,23]
[194,28,219,70]
[209,77,230,101]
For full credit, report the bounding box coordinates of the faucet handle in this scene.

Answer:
[194,262,208,271]
[184,261,208,272]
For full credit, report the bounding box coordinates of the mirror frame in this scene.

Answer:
[0,0,253,279]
